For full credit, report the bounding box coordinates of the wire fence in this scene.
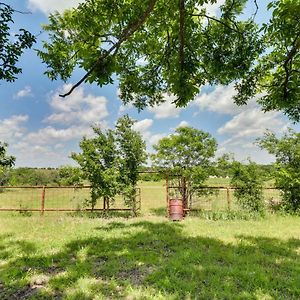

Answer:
[0,183,282,216]
[0,186,141,215]
[186,187,282,211]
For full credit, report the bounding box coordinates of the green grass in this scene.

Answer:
[0,215,299,299]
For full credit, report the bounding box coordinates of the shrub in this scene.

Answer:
[231,161,265,214]
[258,129,300,213]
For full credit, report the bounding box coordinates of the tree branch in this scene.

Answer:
[282,35,300,99]
[60,0,157,97]
[252,0,258,20]
[191,13,242,35]
[0,2,32,14]
[179,0,185,72]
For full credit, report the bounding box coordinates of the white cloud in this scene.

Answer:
[14,86,32,99]
[5,85,111,167]
[132,118,165,150]
[27,0,81,15]
[118,103,133,115]
[0,115,28,142]
[148,94,182,119]
[46,84,109,125]
[13,141,72,167]
[218,109,283,137]
[26,125,94,145]
[132,118,154,146]
[11,120,103,167]
[149,133,166,146]
[194,84,250,115]
[217,108,287,163]
[194,84,283,162]
[132,119,153,133]
[177,121,189,128]
[193,84,291,163]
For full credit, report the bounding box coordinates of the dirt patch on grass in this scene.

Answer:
[117,266,155,285]
[0,284,38,300]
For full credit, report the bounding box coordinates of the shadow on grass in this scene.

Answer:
[0,222,299,299]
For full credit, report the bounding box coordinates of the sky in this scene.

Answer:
[1,0,299,167]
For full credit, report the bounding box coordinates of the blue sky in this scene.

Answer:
[1,0,299,167]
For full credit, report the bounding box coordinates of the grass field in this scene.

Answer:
[0,214,299,299]
[0,180,297,299]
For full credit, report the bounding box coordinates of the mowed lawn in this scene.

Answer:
[0,214,299,299]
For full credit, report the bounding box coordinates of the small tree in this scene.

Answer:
[72,116,146,212]
[0,142,15,186]
[115,116,147,210]
[215,153,235,178]
[230,160,264,214]
[258,129,300,212]
[152,126,217,209]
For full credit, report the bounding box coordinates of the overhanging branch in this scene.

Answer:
[60,0,157,98]
[179,0,185,72]
[282,35,300,99]
[191,13,243,35]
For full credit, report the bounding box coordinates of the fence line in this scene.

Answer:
[0,185,280,215]
[167,186,280,212]
[0,186,141,215]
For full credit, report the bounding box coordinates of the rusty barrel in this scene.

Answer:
[169,199,183,221]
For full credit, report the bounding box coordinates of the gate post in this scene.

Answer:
[40,186,46,216]
[182,176,187,215]
[226,188,231,210]
[166,174,169,218]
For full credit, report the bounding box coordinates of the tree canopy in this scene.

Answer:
[0,3,36,82]
[234,0,300,121]
[0,142,15,186]
[38,0,300,120]
[152,126,217,171]
[71,115,146,211]
[0,142,15,168]
[152,126,217,208]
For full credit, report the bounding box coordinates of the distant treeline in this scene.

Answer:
[0,166,81,186]
[0,164,275,186]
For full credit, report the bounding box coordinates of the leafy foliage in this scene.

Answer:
[114,116,147,209]
[71,116,146,211]
[0,142,15,186]
[258,129,300,212]
[231,160,265,214]
[152,126,217,206]
[214,153,235,178]
[9,168,60,186]
[58,166,83,186]
[234,0,300,121]
[38,0,262,110]
[0,3,36,81]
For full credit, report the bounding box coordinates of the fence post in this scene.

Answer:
[166,174,169,218]
[103,197,106,211]
[139,188,142,211]
[40,186,46,216]
[226,188,231,211]
[182,176,187,214]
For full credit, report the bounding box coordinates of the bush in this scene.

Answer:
[258,129,300,213]
[231,161,265,214]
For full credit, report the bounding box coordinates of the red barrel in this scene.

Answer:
[169,199,183,221]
